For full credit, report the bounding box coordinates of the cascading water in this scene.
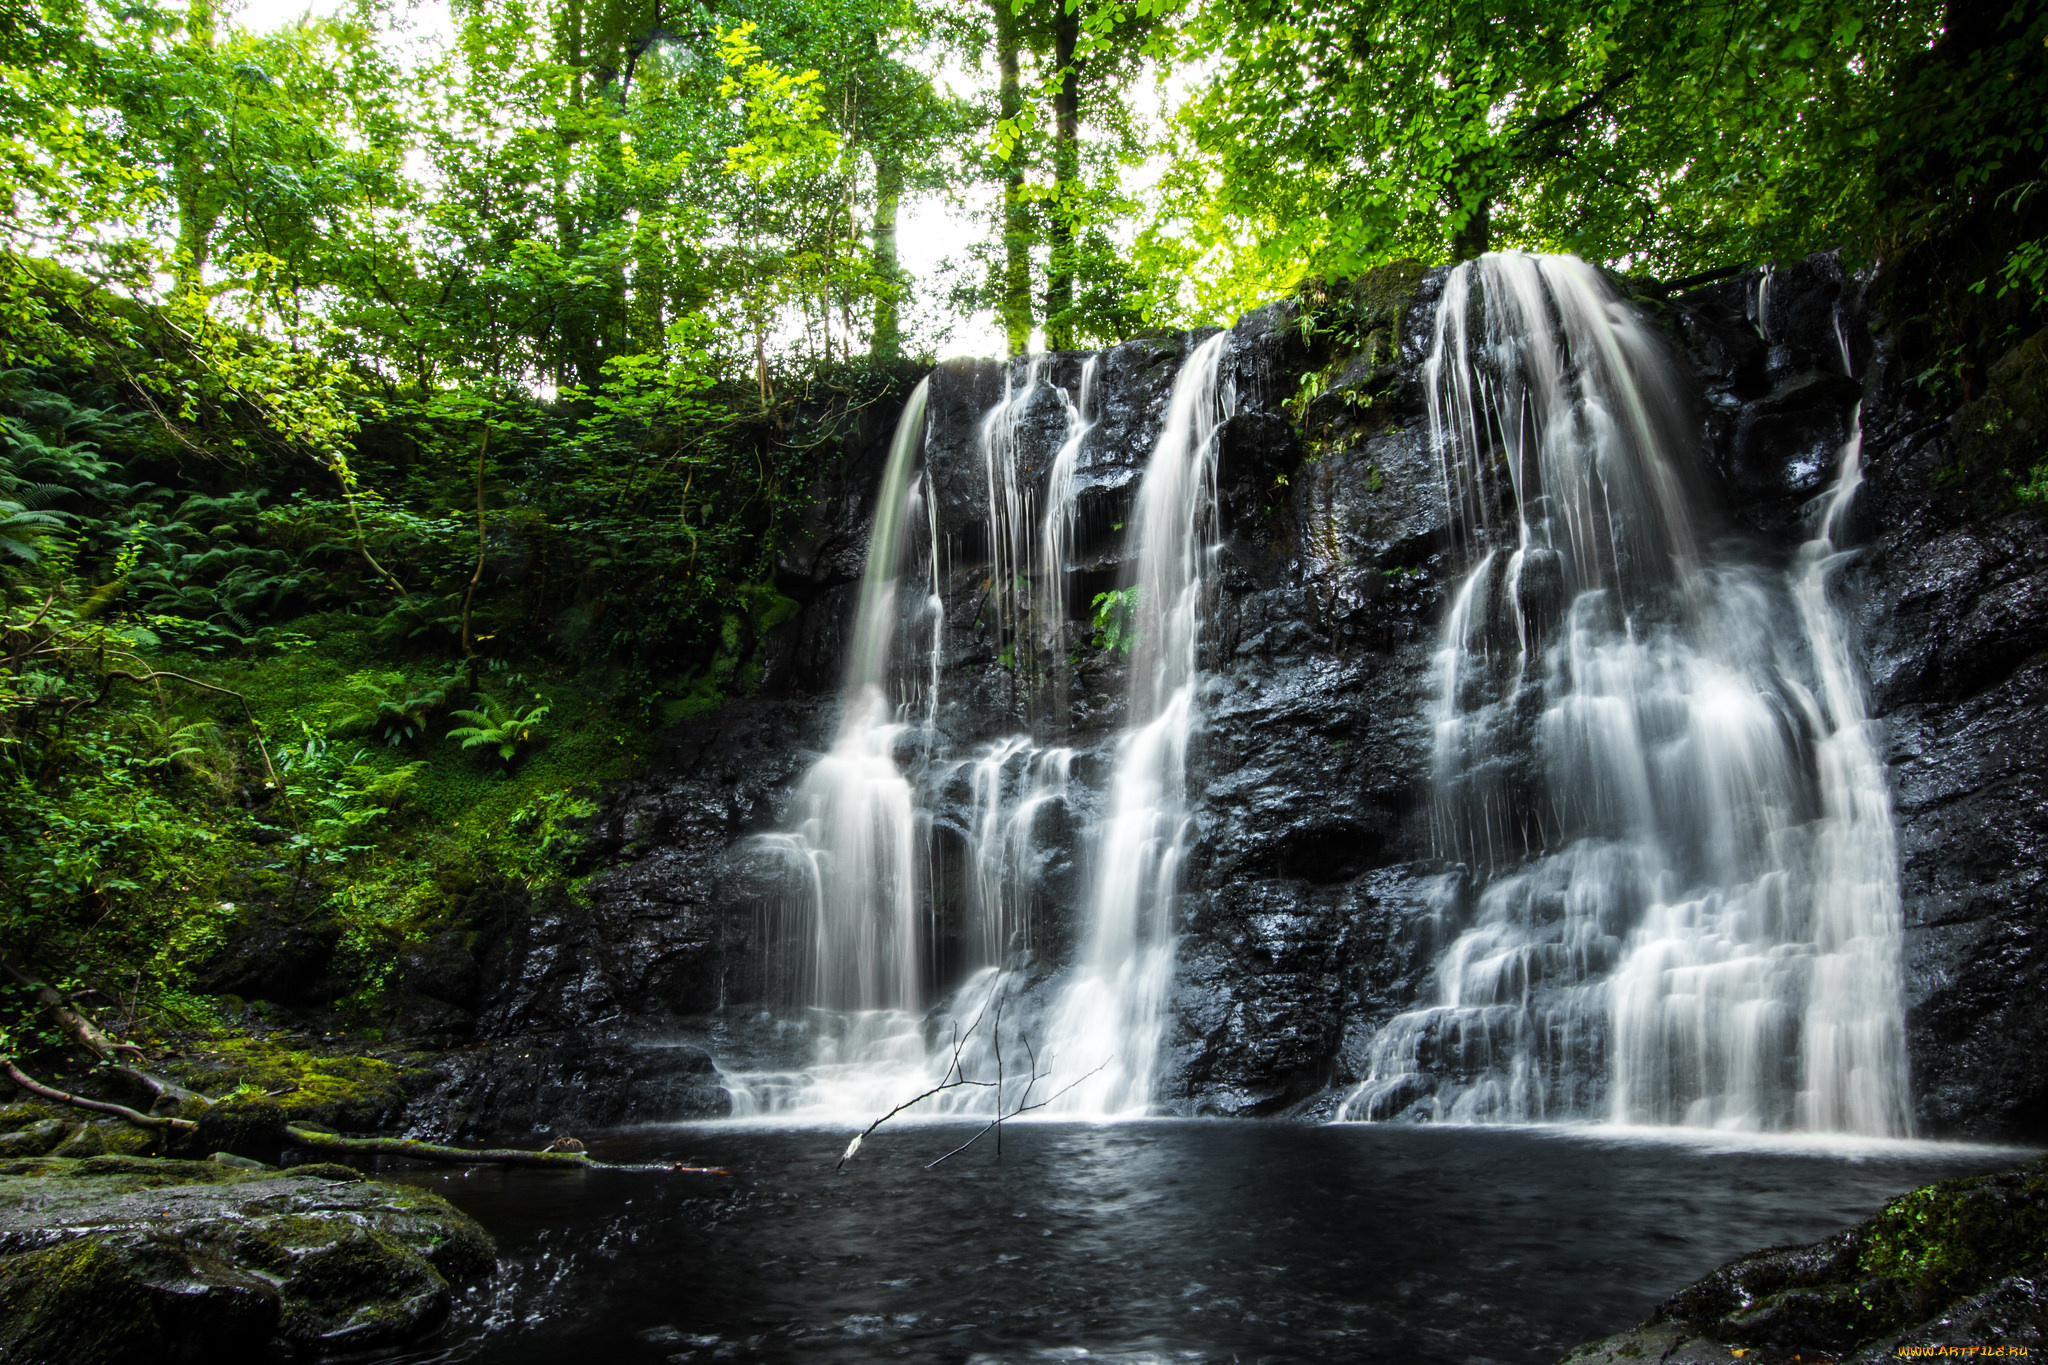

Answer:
[731,380,938,1116]
[730,358,1102,1120]
[1044,332,1234,1116]
[1341,254,1910,1135]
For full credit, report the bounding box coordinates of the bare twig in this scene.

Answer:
[924,1060,1108,1170]
[836,973,1010,1172]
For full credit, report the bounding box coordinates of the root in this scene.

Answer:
[1,1057,197,1134]
[3,958,727,1174]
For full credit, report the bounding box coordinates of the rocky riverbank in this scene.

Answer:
[0,1151,494,1362]
[1560,1157,2048,1360]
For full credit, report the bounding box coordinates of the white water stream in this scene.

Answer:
[1340,254,1910,1135]
[724,261,1905,1137]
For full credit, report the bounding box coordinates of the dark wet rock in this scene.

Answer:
[400,1035,729,1144]
[0,1155,493,1363]
[1559,1159,2048,1363]
[195,908,347,1008]
[1846,335,2048,1139]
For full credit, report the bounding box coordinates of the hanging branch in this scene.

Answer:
[837,974,1112,1172]
[837,974,1009,1170]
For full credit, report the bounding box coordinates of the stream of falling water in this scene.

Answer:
[1042,332,1234,1115]
[727,357,1105,1120]
[1340,254,1910,1135]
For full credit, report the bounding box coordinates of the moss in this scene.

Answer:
[0,1155,493,1358]
[0,1103,57,1132]
[0,1237,168,1365]
[232,1215,450,1348]
[70,1153,240,1182]
[1637,1157,2048,1359]
[168,1036,414,1129]
[289,1161,363,1182]
[0,1119,67,1158]
[48,1122,103,1159]
[192,1096,289,1162]
[1853,1161,2048,1312]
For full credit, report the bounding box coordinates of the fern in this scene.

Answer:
[338,670,464,748]
[446,692,551,766]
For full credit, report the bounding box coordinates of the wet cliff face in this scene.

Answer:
[411,255,2048,1141]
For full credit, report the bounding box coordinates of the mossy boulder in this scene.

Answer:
[46,1117,159,1160]
[0,1155,495,1363]
[166,1037,419,1131]
[0,1119,67,1159]
[191,1095,290,1162]
[1560,1158,2048,1364]
[0,1230,278,1364]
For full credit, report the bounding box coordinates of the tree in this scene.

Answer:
[1139,0,2011,322]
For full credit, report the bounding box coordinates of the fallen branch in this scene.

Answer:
[282,1126,728,1173]
[2,1057,197,1134]
[2,1059,726,1175]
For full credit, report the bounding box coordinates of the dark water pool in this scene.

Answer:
[370,1122,2025,1364]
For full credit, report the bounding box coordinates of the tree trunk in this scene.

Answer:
[1452,195,1491,262]
[171,0,218,309]
[995,0,1032,356]
[871,152,904,362]
[1045,2,1081,350]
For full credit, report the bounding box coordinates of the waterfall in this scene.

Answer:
[1038,354,1099,707]
[729,360,1099,1120]
[1045,332,1234,1115]
[1342,254,1910,1136]
[772,377,931,1018]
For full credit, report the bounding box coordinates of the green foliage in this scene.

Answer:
[1090,585,1142,655]
[446,693,552,767]
[336,670,463,749]
[1141,0,2048,336]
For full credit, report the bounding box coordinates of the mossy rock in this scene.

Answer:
[230,1214,450,1350]
[1558,1158,2048,1363]
[47,1117,158,1161]
[0,1232,280,1365]
[0,1156,495,1363]
[190,1096,289,1163]
[0,1119,67,1158]
[168,1037,416,1130]
[0,1103,58,1132]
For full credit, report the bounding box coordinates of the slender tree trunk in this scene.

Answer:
[631,226,666,351]
[1045,3,1081,350]
[461,420,491,692]
[171,0,218,309]
[871,152,904,362]
[994,0,1032,356]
